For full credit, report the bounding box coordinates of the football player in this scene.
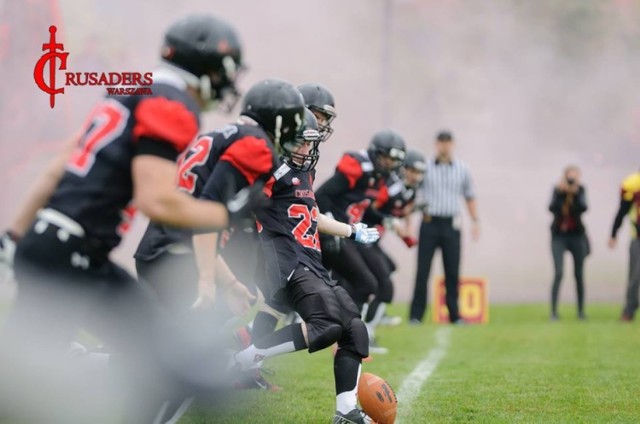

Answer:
[0,13,244,284]
[357,150,426,352]
[235,83,339,392]
[134,79,305,318]
[231,107,379,424]
[315,130,406,315]
[0,14,265,423]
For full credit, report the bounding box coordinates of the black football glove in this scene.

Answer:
[225,182,271,228]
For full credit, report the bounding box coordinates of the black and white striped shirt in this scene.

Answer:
[419,158,475,217]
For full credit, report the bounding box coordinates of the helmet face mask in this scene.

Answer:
[298,84,336,142]
[402,149,426,187]
[240,79,305,151]
[368,129,407,176]
[308,105,336,142]
[201,57,246,112]
[282,108,321,172]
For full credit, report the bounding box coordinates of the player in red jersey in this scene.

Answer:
[135,79,306,316]
[230,107,379,424]
[0,14,266,423]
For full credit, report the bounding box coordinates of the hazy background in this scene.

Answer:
[2,0,640,306]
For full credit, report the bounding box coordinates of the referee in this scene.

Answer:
[409,131,480,324]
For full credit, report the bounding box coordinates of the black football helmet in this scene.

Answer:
[402,149,426,188]
[241,79,305,149]
[404,149,427,172]
[162,14,243,111]
[297,83,336,141]
[367,129,406,175]
[282,108,322,172]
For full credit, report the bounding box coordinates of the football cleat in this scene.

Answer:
[332,408,373,424]
[379,314,402,327]
[368,337,388,355]
[235,368,282,392]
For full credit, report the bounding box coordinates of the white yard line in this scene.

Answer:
[396,326,451,423]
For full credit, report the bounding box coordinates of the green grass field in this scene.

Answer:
[185,303,640,424]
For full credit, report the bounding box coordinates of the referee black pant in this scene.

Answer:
[410,216,461,323]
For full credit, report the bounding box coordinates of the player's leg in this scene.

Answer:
[358,243,393,353]
[330,285,370,421]
[322,238,378,311]
[550,236,565,320]
[409,220,439,323]
[233,265,347,367]
[377,246,402,326]
[234,300,287,392]
[90,262,235,423]
[135,251,199,314]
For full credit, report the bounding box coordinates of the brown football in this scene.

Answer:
[357,372,398,424]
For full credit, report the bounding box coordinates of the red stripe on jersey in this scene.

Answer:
[336,154,363,189]
[263,176,276,198]
[220,136,274,185]
[374,183,389,209]
[133,97,198,153]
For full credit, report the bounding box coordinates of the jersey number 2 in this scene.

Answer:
[288,204,320,251]
[177,136,213,194]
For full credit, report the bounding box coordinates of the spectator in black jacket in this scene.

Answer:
[548,165,589,321]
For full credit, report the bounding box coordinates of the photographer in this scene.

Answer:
[548,165,589,320]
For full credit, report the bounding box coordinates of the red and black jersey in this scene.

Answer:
[315,150,388,225]
[135,122,279,261]
[48,78,200,251]
[255,164,332,294]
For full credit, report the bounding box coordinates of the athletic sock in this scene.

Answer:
[334,349,362,414]
[234,323,306,370]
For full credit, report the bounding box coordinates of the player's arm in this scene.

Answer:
[0,133,80,281]
[216,254,256,315]
[8,132,80,238]
[192,231,219,308]
[132,152,229,229]
[317,213,352,237]
[192,138,272,310]
[318,213,380,243]
[193,226,256,313]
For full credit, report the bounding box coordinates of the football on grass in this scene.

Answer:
[357,372,397,424]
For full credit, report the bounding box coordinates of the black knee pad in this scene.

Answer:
[307,320,343,353]
[292,280,346,353]
[338,317,369,358]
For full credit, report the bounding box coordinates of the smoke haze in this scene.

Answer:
[2,0,640,304]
